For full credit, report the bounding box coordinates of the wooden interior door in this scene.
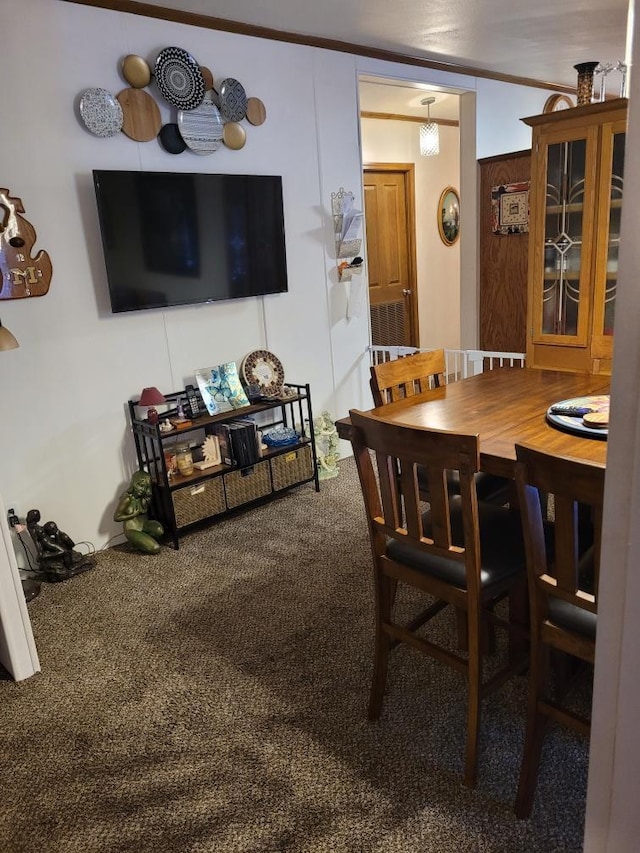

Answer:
[363,165,418,347]
[478,150,531,353]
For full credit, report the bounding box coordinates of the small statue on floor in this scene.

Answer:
[26,509,95,582]
[313,411,340,480]
[113,470,164,554]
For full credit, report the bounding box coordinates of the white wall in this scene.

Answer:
[360,118,461,350]
[0,0,551,555]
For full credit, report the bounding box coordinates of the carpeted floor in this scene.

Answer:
[0,459,589,853]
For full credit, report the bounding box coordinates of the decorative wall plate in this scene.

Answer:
[158,123,186,154]
[219,77,248,121]
[223,122,246,150]
[246,97,266,126]
[79,87,123,137]
[117,88,161,142]
[177,101,223,154]
[154,46,205,110]
[240,350,285,397]
[121,54,151,88]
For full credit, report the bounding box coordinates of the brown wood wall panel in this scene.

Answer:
[479,150,531,353]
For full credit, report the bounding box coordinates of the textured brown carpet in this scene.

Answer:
[0,459,589,853]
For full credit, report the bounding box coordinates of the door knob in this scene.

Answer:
[402,289,412,296]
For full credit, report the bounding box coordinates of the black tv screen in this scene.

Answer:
[93,170,288,313]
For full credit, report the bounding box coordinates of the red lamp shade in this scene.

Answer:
[139,387,166,425]
[139,387,166,406]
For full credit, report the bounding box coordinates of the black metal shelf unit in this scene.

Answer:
[128,383,320,548]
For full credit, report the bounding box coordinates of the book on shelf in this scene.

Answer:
[228,421,260,468]
[208,423,234,466]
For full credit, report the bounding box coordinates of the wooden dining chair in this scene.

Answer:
[369,349,446,404]
[514,443,605,819]
[349,408,529,786]
[369,350,510,506]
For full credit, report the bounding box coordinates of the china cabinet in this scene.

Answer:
[522,98,626,373]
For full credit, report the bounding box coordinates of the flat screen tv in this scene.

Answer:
[93,170,288,313]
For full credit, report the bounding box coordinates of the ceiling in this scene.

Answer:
[131,0,629,90]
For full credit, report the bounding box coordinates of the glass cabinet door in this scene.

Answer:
[592,121,625,347]
[537,130,596,344]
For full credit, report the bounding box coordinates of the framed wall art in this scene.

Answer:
[437,186,460,246]
[491,181,530,235]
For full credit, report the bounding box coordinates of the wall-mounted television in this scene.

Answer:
[93,170,288,313]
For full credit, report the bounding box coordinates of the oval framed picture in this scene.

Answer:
[437,186,460,246]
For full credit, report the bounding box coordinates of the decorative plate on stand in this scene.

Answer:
[240,350,285,398]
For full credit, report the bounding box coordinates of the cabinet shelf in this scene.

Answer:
[128,383,320,548]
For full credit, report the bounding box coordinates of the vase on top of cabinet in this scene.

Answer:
[522,97,626,374]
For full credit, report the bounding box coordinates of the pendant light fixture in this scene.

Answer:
[0,318,19,351]
[420,97,440,157]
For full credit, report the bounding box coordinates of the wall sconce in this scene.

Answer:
[138,386,166,424]
[420,97,440,157]
[0,318,19,351]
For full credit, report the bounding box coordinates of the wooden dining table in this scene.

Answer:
[337,367,609,476]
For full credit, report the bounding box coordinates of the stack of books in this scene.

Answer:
[209,420,260,468]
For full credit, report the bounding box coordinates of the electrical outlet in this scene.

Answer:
[7,507,19,527]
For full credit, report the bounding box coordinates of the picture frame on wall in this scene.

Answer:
[437,186,460,246]
[491,181,530,235]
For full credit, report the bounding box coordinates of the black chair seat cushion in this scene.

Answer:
[416,465,510,505]
[386,498,526,590]
[547,546,597,639]
[547,599,596,639]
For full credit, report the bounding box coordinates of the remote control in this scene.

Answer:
[549,405,594,417]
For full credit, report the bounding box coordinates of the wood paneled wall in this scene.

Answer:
[478,150,531,353]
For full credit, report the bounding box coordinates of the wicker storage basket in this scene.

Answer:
[172,477,226,528]
[270,444,314,490]
[224,460,272,508]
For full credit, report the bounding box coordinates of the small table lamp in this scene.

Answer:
[139,386,166,424]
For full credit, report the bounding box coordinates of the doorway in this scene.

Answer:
[363,164,419,347]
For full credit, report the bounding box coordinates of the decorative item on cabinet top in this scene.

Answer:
[0,188,52,300]
[76,45,266,154]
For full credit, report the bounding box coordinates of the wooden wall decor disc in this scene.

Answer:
[246,97,266,126]
[200,66,214,91]
[116,88,161,141]
[121,54,151,88]
[223,122,246,150]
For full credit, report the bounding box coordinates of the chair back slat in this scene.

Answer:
[515,444,605,622]
[350,409,479,571]
[370,349,446,406]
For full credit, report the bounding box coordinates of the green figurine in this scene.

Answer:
[113,470,164,554]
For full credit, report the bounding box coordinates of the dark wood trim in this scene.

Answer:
[477,149,531,165]
[62,0,575,94]
[361,111,459,127]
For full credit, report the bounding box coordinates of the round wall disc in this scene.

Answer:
[116,88,161,141]
[121,54,151,88]
[200,66,214,91]
[246,97,266,126]
[158,123,186,154]
[223,122,246,150]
